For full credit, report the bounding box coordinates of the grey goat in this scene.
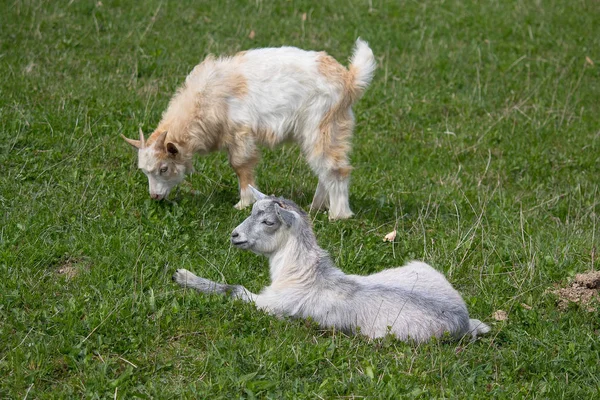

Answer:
[173,188,490,342]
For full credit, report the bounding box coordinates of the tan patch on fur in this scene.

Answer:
[229,74,248,98]
[143,49,255,162]
[146,129,166,146]
[312,107,354,169]
[232,162,257,190]
[317,53,348,85]
[312,52,361,170]
[333,166,353,179]
[317,52,360,102]
[227,127,259,168]
[160,87,230,154]
[254,126,279,148]
[229,128,259,190]
[143,130,170,160]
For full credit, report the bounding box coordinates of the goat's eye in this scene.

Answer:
[262,220,274,226]
[159,166,168,174]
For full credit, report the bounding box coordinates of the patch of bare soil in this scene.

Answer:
[550,271,600,311]
[55,257,89,279]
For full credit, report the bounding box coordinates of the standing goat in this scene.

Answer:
[173,188,490,343]
[122,39,376,220]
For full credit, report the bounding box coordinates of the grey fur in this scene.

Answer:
[173,194,490,343]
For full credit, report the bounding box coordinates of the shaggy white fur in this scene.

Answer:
[123,39,376,219]
[173,188,491,343]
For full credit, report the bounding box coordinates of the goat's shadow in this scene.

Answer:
[179,186,239,210]
[346,193,424,227]
[167,185,422,230]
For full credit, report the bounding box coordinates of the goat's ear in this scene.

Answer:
[154,131,168,152]
[275,204,299,227]
[249,185,267,201]
[166,142,179,156]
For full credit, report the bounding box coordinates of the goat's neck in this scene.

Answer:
[153,118,221,155]
[268,236,322,284]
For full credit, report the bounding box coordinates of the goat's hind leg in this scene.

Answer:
[323,168,353,220]
[307,109,354,220]
[172,268,257,303]
[310,179,330,212]
[306,151,354,220]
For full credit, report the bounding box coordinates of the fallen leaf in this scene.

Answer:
[24,62,35,74]
[301,12,307,21]
[585,56,594,66]
[248,30,255,40]
[383,229,397,242]
[493,310,508,321]
[520,303,532,310]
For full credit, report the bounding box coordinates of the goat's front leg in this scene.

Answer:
[172,268,257,303]
[232,161,258,210]
[227,128,260,210]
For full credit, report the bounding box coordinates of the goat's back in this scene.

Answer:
[309,261,472,342]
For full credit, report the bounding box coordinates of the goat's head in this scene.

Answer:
[231,187,312,255]
[122,129,192,200]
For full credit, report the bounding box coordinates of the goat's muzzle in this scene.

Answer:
[230,230,248,248]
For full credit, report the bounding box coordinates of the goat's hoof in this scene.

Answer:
[328,211,354,221]
[234,200,254,210]
[172,268,192,286]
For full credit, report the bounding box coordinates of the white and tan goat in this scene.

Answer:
[173,188,490,343]
[122,39,376,220]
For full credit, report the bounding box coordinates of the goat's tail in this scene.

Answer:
[348,38,376,101]
[468,319,491,339]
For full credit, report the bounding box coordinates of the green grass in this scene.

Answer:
[1,0,599,397]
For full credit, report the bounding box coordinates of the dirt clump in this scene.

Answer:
[551,270,600,312]
[574,271,600,289]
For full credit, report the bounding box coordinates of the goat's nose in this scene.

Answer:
[231,230,239,239]
[151,193,160,200]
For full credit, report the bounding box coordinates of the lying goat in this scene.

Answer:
[173,188,490,342]
[123,39,376,220]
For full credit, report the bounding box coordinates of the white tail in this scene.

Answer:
[469,319,491,339]
[349,38,376,90]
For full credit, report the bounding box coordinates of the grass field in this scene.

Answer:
[1,0,599,397]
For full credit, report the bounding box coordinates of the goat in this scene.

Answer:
[173,187,490,343]
[122,38,376,220]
